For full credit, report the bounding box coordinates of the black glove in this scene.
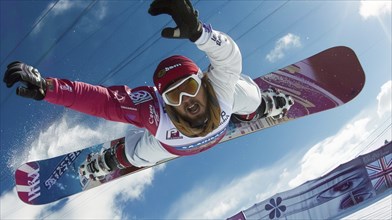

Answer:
[3,61,47,100]
[148,0,202,42]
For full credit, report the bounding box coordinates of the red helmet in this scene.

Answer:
[153,55,200,94]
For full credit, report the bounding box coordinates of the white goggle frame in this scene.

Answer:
[162,70,203,106]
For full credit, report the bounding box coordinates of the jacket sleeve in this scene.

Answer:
[44,78,145,127]
[195,24,242,99]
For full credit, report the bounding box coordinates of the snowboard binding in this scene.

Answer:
[262,88,294,120]
[232,87,294,122]
[79,140,128,181]
[79,150,112,181]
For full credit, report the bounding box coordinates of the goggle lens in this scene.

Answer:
[163,75,201,106]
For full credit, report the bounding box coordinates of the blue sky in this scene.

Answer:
[0,0,391,219]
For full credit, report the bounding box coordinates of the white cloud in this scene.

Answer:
[165,159,299,219]
[1,169,157,220]
[93,1,108,21]
[7,114,129,169]
[51,0,82,16]
[165,80,392,219]
[1,168,160,219]
[1,113,161,219]
[266,33,302,63]
[290,80,391,187]
[377,80,392,117]
[33,0,81,34]
[359,0,392,20]
[33,0,108,35]
[289,117,372,187]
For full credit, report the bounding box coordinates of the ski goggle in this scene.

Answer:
[162,73,203,106]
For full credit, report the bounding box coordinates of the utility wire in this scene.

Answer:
[123,0,233,85]
[0,0,61,67]
[226,1,266,35]
[79,2,146,75]
[195,0,291,66]
[96,0,202,85]
[0,0,98,110]
[236,0,290,41]
[355,116,392,157]
[59,2,141,67]
[243,2,324,61]
[96,30,162,85]
[0,0,61,107]
[34,0,98,66]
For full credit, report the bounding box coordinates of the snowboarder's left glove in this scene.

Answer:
[148,0,202,42]
[3,61,47,100]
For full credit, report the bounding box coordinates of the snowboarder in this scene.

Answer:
[3,0,293,180]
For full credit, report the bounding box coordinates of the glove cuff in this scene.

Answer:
[194,23,213,45]
[36,77,47,100]
[189,22,203,42]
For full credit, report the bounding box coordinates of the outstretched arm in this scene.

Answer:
[195,25,242,98]
[3,62,144,126]
[148,0,242,98]
[45,78,136,124]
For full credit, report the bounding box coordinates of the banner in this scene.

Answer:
[228,141,391,219]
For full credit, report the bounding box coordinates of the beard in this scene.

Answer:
[165,98,210,137]
[178,101,209,129]
[164,76,221,137]
[184,111,209,129]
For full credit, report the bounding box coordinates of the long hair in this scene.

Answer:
[165,75,221,137]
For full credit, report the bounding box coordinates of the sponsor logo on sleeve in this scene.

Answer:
[60,84,73,92]
[203,23,212,33]
[130,90,153,105]
[148,104,159,126]
[211,33,223,46]
[113,90,125,102]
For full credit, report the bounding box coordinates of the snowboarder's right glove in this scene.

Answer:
[148,0,203,42]
[3,61,47,100]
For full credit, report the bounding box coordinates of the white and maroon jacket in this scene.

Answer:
[44,25,246,158]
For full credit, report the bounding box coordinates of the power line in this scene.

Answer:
[30,0,232,134]
[80,2,146,75]
[0,0,98,109]
[34,0,98,66]
[195,0,293,66]
[321,116,392,175]
[95,0,203,85]
[243,2,324,61]
[236,1,290,41]
[122,0,233,85]
[0,0,61,67]
[96,29,162,85]
[59,1,141,67]
[355,116,392,157]
[226,0,266,35]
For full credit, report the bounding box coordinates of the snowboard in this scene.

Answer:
[15,46,366,205]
